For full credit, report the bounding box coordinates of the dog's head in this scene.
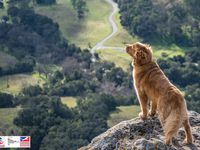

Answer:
[126,42,153,66]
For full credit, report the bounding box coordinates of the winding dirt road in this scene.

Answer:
[91,0,124,54]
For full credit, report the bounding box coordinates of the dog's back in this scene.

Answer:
[134,60,173,100]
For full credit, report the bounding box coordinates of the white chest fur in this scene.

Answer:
[132,68,140,101]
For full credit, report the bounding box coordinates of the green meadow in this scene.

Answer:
[0,73,44,94]
[104,11,140,47]
[97,49,131,71]
[107,105,140,127]
[35,0,111,49]
[0,107,21,134]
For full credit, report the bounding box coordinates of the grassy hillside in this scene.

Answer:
[0,107,21,134]
[98,49,131,71]
[105,12,139,47]
[35,0,139,48]
[0,73,44,94]
[107,105,140,127]
[153,44,185,58]
[35,0,111,49]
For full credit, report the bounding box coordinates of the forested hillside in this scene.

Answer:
[115,0,200,46]
[0,1,135,149]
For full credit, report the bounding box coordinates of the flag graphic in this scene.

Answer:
[20,136,31,148]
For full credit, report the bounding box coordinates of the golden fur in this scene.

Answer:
[126,42,192,145]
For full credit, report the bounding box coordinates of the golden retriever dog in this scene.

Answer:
[126,42,192,145]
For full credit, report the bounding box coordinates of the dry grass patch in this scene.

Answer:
[61,96,77,108]
[107,105,140,127]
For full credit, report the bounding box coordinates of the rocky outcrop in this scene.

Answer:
[79,111,200,150]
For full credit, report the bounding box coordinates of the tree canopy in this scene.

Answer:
[115,0,200,46]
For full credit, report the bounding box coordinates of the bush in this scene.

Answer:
[0,92,14,108]
[22,85,42,96]
[36,0,56,5]
[0,1,4,9]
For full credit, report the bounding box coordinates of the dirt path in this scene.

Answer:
[91,0,124,54]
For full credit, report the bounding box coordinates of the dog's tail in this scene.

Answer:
[164,108,182,137]
[163,95,187,144]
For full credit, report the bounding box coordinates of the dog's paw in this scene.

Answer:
[182,138,193,145]
[138,112,147,120]
[148,110,156,117]
[165,139,172,146]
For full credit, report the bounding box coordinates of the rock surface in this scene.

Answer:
[79,111,200,150]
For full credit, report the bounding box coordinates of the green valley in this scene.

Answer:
[0,0,199,149]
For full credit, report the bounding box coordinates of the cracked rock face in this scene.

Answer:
[79,111,200,150]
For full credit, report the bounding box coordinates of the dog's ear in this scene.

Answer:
[125,44,133,50]
[144,44,152,53]
[125,44,132,47]
[135,48,148,65]
[136,49,147,59]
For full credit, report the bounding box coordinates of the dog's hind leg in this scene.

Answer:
[183,119,193,144]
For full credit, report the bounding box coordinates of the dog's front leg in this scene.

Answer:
[148,100,157,117]
[137,92,148,120]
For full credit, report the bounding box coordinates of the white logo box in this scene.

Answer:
[6,136,20,148]
[0,136,31,148]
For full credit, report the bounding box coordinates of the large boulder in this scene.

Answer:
[79,111,200,150]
